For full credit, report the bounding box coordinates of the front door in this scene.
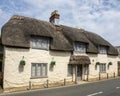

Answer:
[118,63,120,76]
[77,65,82,81]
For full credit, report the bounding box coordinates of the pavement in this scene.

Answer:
[0,77,120,96]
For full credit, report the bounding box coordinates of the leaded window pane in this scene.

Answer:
[31,63,47,77]
[37,64,41,77]
[99,63,106,73]
[99,46,107,54]
[31,37,49,49]
[68,65,73,76]
[31,64,36,77]
[74,42,86,53]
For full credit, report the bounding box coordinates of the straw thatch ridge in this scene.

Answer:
[1,15,118,55]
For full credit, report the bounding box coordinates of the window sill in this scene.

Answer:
[99,72,106,74]
[74,51,86,53]
[30,76,48,79]
[31,47,49,51]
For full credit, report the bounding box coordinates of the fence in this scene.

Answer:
[4,78,74,92]
[85,72,117,81]
[4,72,119,92]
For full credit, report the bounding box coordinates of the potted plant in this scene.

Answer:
[108,62,112,69]
[95,62,100,70]
[20,60,26,66]
[96,62,100,65]
[108,62,112,65]
[50,61,56,67]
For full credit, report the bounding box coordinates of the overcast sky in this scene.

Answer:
[0,0,120,46]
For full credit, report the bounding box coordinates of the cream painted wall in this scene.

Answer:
[3,47,118,89]
[88,54,118,79]
[3,47,71,89]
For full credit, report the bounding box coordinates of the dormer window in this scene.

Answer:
[31,37,50,50]
[74,42,86,53]
[99,46,107,54]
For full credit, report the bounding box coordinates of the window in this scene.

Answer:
[99,46,107,54]
[68,65,73,76]
[74,42,86,53]
[31,63,47,78]
[84,64,89,75]
[31,37,49,50]
[99,63,106,73]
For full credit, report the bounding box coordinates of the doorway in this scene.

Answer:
[118,62,120,76]
[77,65,82,81]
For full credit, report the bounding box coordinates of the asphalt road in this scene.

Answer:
[1,78,120,96]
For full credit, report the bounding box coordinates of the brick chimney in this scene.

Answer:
[49,10,60,25]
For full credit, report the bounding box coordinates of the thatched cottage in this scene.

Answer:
[1,10,119,91]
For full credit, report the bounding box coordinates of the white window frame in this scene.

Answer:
[99,46,107,54]
[31,63,47,78]
[74,42,86,53]
[68,65,73,76]
[99,63,106,73]
[31,37,50,50]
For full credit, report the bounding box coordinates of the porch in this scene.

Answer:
[69,55,90,83]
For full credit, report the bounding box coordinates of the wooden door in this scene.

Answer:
[77,65,82,81]
[118,63,120,76]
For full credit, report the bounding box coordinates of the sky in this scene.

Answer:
[0,0,120,46]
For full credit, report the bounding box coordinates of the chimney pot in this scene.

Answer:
[49,10,60,25]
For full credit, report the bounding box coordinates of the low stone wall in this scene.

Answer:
[88,72,117,82]
[4,78,74,93]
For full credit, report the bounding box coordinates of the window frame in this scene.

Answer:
[99,46,107,54]
[30,37,50,50]
[99,63,106,73]
[74,42,86,53]
[31,63,48,78]
[67,64,73,76]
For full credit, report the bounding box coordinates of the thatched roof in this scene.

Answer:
[1,15,72,51]
[69,55,91,65]
[84,32,118,55]
[1,15,118,55]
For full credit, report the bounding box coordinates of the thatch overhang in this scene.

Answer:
[69,55,91,65]
[84,31,118,56]
[1,15,73,51]
[1,15,118,55]
[61,25,98,54]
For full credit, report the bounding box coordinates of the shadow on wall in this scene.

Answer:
[49,50,71,57]
[18,64,24,73]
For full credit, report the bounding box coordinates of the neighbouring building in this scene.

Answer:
[116,46,120,76]
[1,10,119,92]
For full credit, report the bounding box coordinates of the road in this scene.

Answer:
[1,78,120,96]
